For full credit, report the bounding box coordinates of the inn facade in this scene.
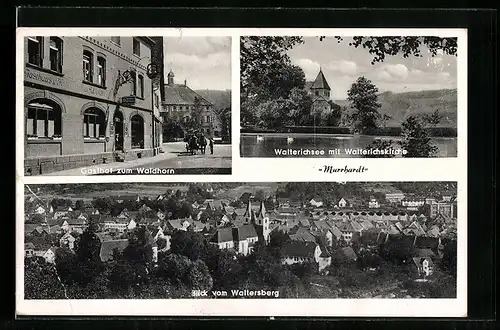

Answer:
[23,36,163,175]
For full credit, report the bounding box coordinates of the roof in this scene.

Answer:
[281,241,318,258]
[309,69,330,91]
[24,242,35,250]
[66,218,86,225]
[289,231,317,243]
[233,224,258,241]
[163,84,213,106]
[337,222,354,232]
[99,239,130,262]
[212,227,234,243]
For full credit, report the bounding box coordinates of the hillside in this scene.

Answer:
[335,89,457,127]
[195,89,231,111]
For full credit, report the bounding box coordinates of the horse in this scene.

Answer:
[198,135,207,154]
[187,135,199,155]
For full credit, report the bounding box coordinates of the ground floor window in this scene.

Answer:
[83,108,106,138]
[26,100,62,138]
[131,114,144,149]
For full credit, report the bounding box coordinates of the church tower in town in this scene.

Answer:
[306,68,332,114]
[243,200,270,244]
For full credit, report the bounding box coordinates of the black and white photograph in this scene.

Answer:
[21,181,458,301]
[240,35,460,158]
[21,32,232,176]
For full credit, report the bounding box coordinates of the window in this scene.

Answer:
[83,108,105,138]
[110,37,121,45]
[83,50,93,82]
[27,37,43,66]
[49,37,63,73]
[138,74,144,98]
[97,56,106,86]
[133,38,140,56]
[26,101,62,138]
[206,115,211,123]
[130,71,137,96]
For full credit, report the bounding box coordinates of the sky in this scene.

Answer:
[288,37,457,100]
[163,37,231,91]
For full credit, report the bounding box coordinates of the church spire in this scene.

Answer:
[311,69,331,91]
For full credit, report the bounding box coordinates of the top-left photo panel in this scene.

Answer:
[19,32,232,176]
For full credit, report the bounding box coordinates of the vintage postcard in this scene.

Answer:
[240,32,463,159]
[18,29,232,176]
[16,28,467,318]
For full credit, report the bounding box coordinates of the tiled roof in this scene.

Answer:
[212,227,234,243]
[233,224,258,241]
[339,247,357,261]
[289,231,316,243]
[164,84,213,106]
[281,241,318,258]
[309,70,330,90]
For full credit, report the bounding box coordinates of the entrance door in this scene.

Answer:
[113,111,124,151]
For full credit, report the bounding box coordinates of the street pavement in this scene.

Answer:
[43,142,232,176]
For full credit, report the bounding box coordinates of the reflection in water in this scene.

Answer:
[240,134,457,158]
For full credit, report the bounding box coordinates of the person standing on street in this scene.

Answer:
[209,138,214,155]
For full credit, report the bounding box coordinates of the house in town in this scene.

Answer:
[281,241,331,273]
[39,247,58,264]
[165,218,191,232]
[368,197,380,209]
[59,232,76,250]
[309,197,324,208]
[305,69,333,114]
[24,243,36,257]
[412,248,436,277]
[337,222,355,243]
[430,202,456,219]
[161,70,222,138]
[53,206,73,219]
[61,218,87,234]
[385,192,406,204]
[34,205,46,214]
[401,197,426,210]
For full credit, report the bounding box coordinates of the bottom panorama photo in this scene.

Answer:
[22,181,458,300]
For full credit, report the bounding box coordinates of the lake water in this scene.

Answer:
[240,133,457,158]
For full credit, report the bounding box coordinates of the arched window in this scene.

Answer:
[131,115,144,149]
[26,100,62,139]
[83,108,105,139]
[130,70,137,96]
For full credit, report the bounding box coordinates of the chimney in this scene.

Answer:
[184,79,187,86]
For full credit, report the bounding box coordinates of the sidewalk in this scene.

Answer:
[43,142,231,176]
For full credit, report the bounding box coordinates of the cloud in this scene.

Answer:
[376,64,409,81]
[292,58,321,80]
[327,60,358,76]
[164,36,230,56]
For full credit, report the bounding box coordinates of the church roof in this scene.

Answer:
[163,84,213,106]
[309,69,331,91]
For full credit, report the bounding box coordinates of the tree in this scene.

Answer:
[422,109,443,127]
[329,36,457,65]
[74,217,103,285]
[170,230,207,261]
[190,96,204,130]
[399,116,438,157]
[156,237,168,250]
[25,257,67,299]
[347,76,382,133]
[213,107,231,142]
[254,189,266,202]
[156,252,192,286]
[363,139,397,158]
[324,101,342,126]
[75,200,86,210]
[186,260,213,291]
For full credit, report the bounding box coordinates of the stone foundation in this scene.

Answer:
[24,149,155,175]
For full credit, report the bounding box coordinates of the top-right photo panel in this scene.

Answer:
[240,35,460,158]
